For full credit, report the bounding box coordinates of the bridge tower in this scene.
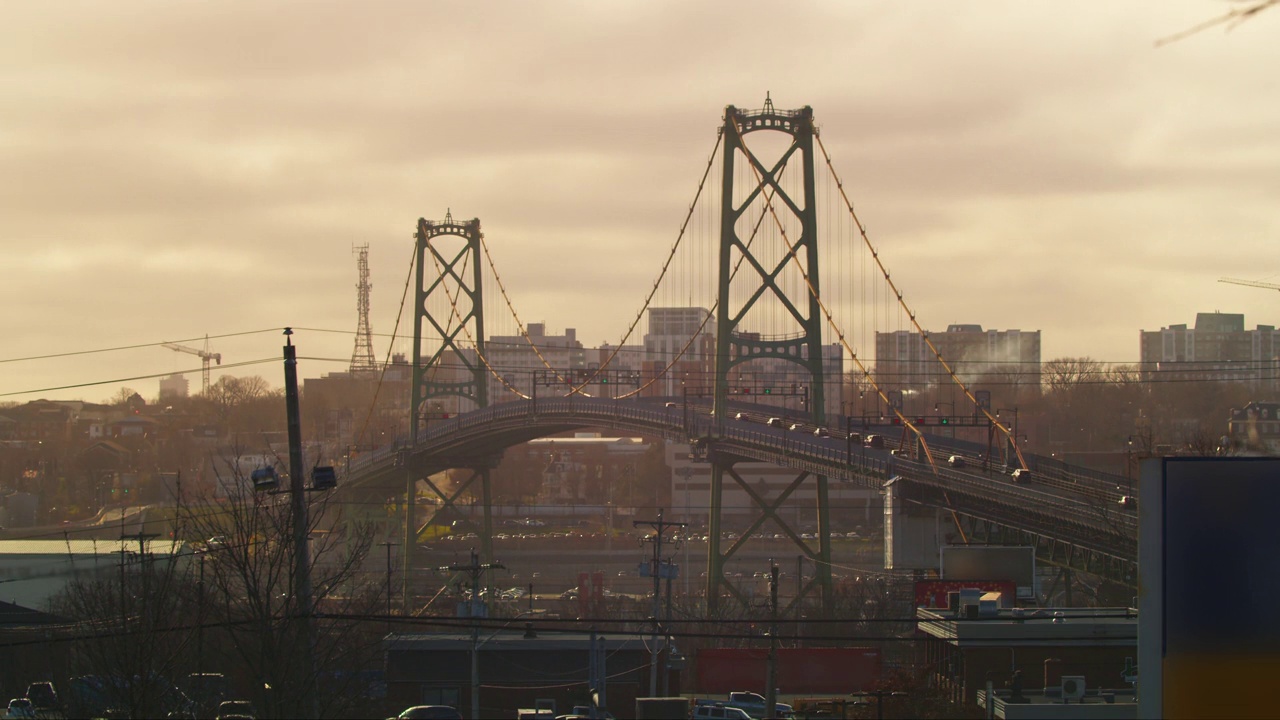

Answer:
[404,211,496,607]
[707,99,834,613]
[412,211,489,418]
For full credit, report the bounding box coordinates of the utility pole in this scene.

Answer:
[635,509,685,697]
[380,541,395,633]
[118,530,157,641]
[765,561,779,720]
[441,549,504,720]
[283,328,317,719]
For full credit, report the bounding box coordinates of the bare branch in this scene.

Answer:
[1156,0,1279,46]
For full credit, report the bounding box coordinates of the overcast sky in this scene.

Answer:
[3,1,1278,404]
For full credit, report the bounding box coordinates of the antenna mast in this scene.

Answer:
[350,244,377,375]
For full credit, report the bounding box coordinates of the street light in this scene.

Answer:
[251,328,338,719]
[995,407,1021,468]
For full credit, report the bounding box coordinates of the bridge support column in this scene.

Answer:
[814,475,833,615]
[705,463,727,613]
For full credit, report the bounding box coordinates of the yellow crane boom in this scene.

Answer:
[162,335,222,395]
[1219,277,1280,291]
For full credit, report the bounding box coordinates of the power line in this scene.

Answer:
[0,328,283,364]
[0,358,278,398]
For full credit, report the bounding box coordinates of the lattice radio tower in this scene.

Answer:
[350,243,377,375]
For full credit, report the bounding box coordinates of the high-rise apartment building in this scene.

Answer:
[875,325,1042,402]
[158,373,190,399]
[486,323,587,399]
[1139,312,1280,388]
[643,307,715,398]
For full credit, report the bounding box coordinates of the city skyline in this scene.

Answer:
[4,2,1279,403]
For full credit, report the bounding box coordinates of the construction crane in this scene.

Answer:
[1220,277,1280,292]
[162,336,222,395]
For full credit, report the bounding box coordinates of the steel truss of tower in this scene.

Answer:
[404,211,496,609]
[707,101,834,615]
[349,243,378,375]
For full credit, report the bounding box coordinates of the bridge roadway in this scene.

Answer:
[345,397,1138,583]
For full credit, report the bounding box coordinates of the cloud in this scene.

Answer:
[2,1,1280,401]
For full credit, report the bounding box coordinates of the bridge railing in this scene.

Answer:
[345,396,1136,555]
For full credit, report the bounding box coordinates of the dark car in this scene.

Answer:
[865,435,885,449]
[397,706,464,720]
[215,699,255,719]
[24,682,58,710]
[1010,468,1033,483]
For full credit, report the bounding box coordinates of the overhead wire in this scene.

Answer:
[726,111,976,540]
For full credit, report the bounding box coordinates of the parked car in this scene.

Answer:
[397,706,464,720]
[691,702,752,720]
[23,682,58,710]
[215,699,255,719]
[5,698,35,720]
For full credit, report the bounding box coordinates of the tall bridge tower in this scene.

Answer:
[404,211,496,607]
[708,98,834,613]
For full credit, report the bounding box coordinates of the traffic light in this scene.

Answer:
[742,387,751,395]
[891,418,902,426]
[940,417,950,425]
[763,387,772,394]
[915,417,927,425]
[601,375,609,384]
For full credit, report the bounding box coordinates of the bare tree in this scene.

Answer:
[49,539,199,719]
[180,462,384,719]
[1157,0,1278,46]
[52,453,386,719]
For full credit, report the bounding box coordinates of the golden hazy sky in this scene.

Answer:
[3,1,1278,403]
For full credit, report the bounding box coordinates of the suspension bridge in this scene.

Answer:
[343,97,1137,613]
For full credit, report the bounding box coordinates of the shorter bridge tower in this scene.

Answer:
[403,211,498,610]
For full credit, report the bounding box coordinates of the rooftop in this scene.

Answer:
[0,539,193,557]
[917,606,1137,647]
[976,688,1137,719]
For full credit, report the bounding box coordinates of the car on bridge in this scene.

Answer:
[947,455,966,468]
[1010,468,1033,483]
[767,417,785,428]
[865,435,885,449]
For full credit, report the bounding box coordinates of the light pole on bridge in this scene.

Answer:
[995,407,1021,468]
